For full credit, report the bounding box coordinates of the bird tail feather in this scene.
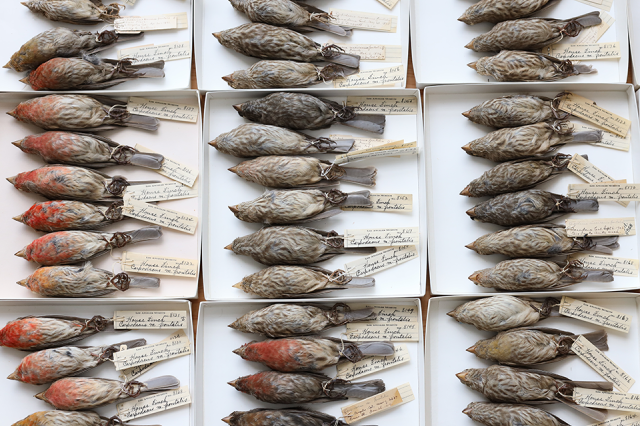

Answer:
[307,22,351,36]
[574,329,609,351]
[573,11,602,28]
[571,130,603,143]
[325,52,360,69]
[357,342,395,356]
[129,276,160,289]
[339,166,377,186]
[564,199,599,212]
[129,152,164,169]
[123,114,159,131]
[574,64,597,74]
[342,190,372,207]
[342,114,386,134]
[144,375,180,392]
[343,277,376,288]
[337,379,385,399]
[125,226,163,244]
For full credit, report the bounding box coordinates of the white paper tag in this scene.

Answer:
[113,330,190,371]
[336,344,410,380]
[121,252,198,277]
[346,96,418,115]
[117,386,191,421]
[342,383,414,422]
[344,227,419,247]
[120,333,172,381]
[123,197,198,234]
[567,154,628,207]
[573,336,635,392]
[573,11,614,44]
[128,97,198,123]
[342,193,413,212]
[334,65,405,88]
[545,42,621,60]
[572,0,612,11]
[589,413,640,426]
[329,9,396,32]
[125,182,197,202]
[567,183,640,201]
[330,135,401,151]
[123,0,136,5]
[561,296,631,333]
[568,253,639,277]
[571,122,630,151]
[345,304,420,341]
[574,388,640,412]
[345,245,418,277]
[565,217,636,237]
[335,141,417,165]
[115,16,177,33]
[559,93,631,137]
[334,43,386,60]
[114,311,188,330]
[135,144,198,187]
[118,41,191,64]
[376,0,400,9]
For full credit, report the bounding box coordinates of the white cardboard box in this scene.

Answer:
[629,0,639,88]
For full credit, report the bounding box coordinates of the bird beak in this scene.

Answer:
[221,415,232,424]
[12,140,24,149]
[209,140,218,148]
[461,143,472,153]
[462,407,473,415]
[232,104,243,113]
[3,62,11,69]
[224,244,234,251]
[7,371,19,381]
[466,207,476,218]
[228,166,238,174]
[466,345,477,354]
[228,320,239,330]
[7,176,17,185]
[468,272,480,284]
[464,41,474,50]
[461,110,471,118]
[456,371,468,381]
[15,248,26,259]
[13,214,24,223]
[228,205,239,214]
[446,309,457,318]
[227,379,239,389]
[222,74,233,83]
[465,242,476,251]
[467,61,478,70]
[232,282,243,290]
[19,77,29,85]
[213,32,221,41]
[16,279,28,288]
[20,1,28,6]
[34,391,48,402]
[460,186,471,196]
[232,347,243,356]
[7,109,17,118]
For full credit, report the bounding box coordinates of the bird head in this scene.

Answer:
[221,411,246,426]
[221,71,250,90]
[34,390,49,402]
[455,368,484,393]
[468,57,490,76]
[468,268,492,287]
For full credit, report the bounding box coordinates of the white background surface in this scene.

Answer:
[629,0,640,88]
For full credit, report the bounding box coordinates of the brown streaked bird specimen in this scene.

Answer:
[462,94,567,128]
[233,92,385,133]
[466,12,601,52]
[462,121,602,161]
[463,402,571,426]
[5,27,142,72]
[214,23,360,68]
[15,200,126,232]
[234,265,375,298]
[447,295,559,331]
[233,336,393,372]
[223,60,358,89]
[22,0,123,25]
[467,326,608,365]
[211,123,354,157]
[229,156,377,187]
[467,189,599,227]
[469,50,596,82]
[459,0,560,25]
[467,224,620,258]
[229,303,376,337]
[222,407,351,426]
[225,226,376,265]
[469,259,614,291]
[12,411,135,426]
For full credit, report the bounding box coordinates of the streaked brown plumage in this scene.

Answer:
[462,94,566,128]
[463,402,570,426]
[459,0,558,25]
[22,0,123,25]
[12,411,129,426]
[222,407,350,426]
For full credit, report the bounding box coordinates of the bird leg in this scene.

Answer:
[110,272,131,291]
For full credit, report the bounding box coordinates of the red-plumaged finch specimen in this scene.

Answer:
[463,402,570,426]
[14,200,126,232]
[222,407,351,426]
[21,0,123,25]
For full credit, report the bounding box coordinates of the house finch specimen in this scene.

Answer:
[12,411,137,426]
[5,27,142,72]
[456,365,612,421]
[8,95,159,131]
[463,402,571,426]
[469,259,614,291]
[8,165,158,202]
[466,12,601,52]
[469,50,596,82]
[36,376,180,410]
[466,190,599,226]
[8,339,146,385]
[467,327,608,364]
[211,123,354,157]
[233,336,394,372]
[447,295,559,331]
[214,24,360,68]
[229,303,376,337]
[234,265,375,298]
[461,154,576,197]
[18,262,160,297]
[467,224,619,258]
[225,226,376,265]
[460,0,560,25]
[222,408,352,426]
[233,92,385,133]
[21,56,165,91]
[15,200,125,232]
[223,61,357,89]
[229,156,377,187]
[0,315,115,351]
[228,371,385,404]
[15,226,162,266]
[462,121,602,161]
[21,0,123,24]
[229,0,351,36]
[462,94,567,128]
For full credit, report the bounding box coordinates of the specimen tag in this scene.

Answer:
[113,330,190,370]
[121,333,173,381]
[561,297,632,333]
[567,154,628,207]
[342,383,414,423]
[572,0,612,12]
[121,252,198,277]
[589,413,640,426]
[571,122,630,151]
[376,0,400,9]
[114,311,188,330]
[334,141,417,164]
[345,304,420,341]
[128,97,198,123]
[136,144,198,187]
[330,135,401,151]
[117,386,191,421]
[545,42,621,60]
[337,344,410,380]
[334,65,405,88]
[565,217,636,237]
[344,227,419,247]
[125,182,198,202]
[573,11,614,44]
[573,336,635,392]
[334,44,386,60]
[558,93,631,137]
[346,96,418,114]
[344,245,418,278]
[329,9,396,32]
[115,16,177,33]
[342,194,413,212]
[574,388,640,412]
[123,197,197,234]
[567,183,640,201]
[118,41,191,64]
[123,0,136,5]
[567,254,639,277]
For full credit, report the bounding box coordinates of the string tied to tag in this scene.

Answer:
[99,344,120,361]
[106,176,130,196]
[104,201,125,221]
[337,332,364,363]
[105,104,131,122]
[323,230,345,249]
[320,162,346,181]
[550,119,573,135]
[121,380,144,398]
[554,59,575,76]
[82,315,110,333]
[321,378,349,398]
[96,28,118,44]
[110,272,131,291]
[309,11,331,23]
[111,145,136,165]
[549,92,571,120]
[105,232,133,250]
[560,20,584,38]
[532,297,561,317]
[327,269,352,285]
[574,234,597,252]
[325,303,351,326]
[561,259,587,281]
[330,101,358,122]
[101,3,125,21]
[106,415,125,426]
[321,43,346,58]
[551,153,572,169]
[324,189,349,205]
[306,137,337,152]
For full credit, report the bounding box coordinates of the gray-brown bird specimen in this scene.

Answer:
[229,303,376,337]
[234,265,375,298]
[214,23,360,68]
[447,295,559,331]
[12,411,133,426]
[222,408,352,426]
[233,92,385,133]
[223,61,358,89]
[462,94,568,128]
[22,0,123,24]
[466,190,599,227]
[467,326,608,365]
[469,259,614,291]
[467,224,620,258]
[462,121,602,161]
[459,0,560,25]
[229,0,351,36]
[463,402,571,426]
[469,50,596,82]
[466,12,601,52]
[225,226,376,265]
[229,156,377,187]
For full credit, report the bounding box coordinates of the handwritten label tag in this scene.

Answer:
[567,183,640,201]
[128,97,198,123]
[342,383,414,422]
[136,144,198,187]
[573,11,614,44]
[123,197,198,234]
[113,330,190,371]
[572,0,612,12]
[376,0,400,9]
[568,253,639,277]
[345,304,419,341]
[334,65,405,88]
[120,333,172,381]
[565,217,636,237]
[573,336,635,392]
[571,122,630,151]
[342,193,413,212]
[335,141,417,165]
[347,96,418,114]
[121,252,198,277]
[115,16,177,33]
[561,296,631,333]
[345,245,418,278]
[589,413,640,426]
[574,388,640,412]
[125,182,198,202]
[114,311,188,330]
[558,93,631,137]
[334,44,385,60]
[545,42,621,60]
[567,154,628,207]
[118,41,191,64]
[345,227,419,247]
[329,9,396,32]
[330,135,400,151]
[117,386,191,421]
[337,344,410,380]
